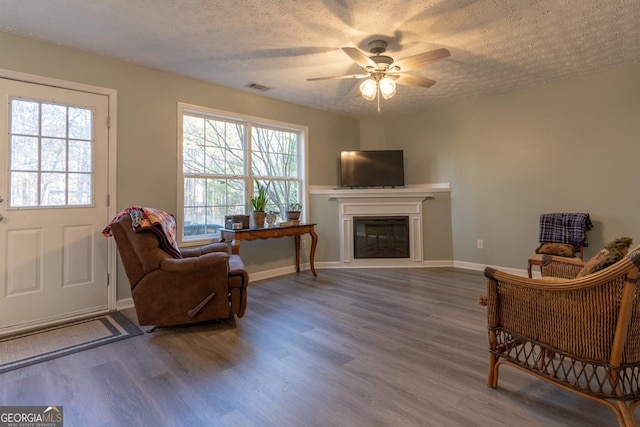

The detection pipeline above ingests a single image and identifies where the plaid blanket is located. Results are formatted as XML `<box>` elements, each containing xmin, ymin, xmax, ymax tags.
<box><xmin>102</xmin><ymin>206</ymin><xmax>182</xmax><ymax>259</ymax></box>
<box><xmin>538</xmin><ymin>213</ymin><xmax>593</xmax><ymax>247</ymax></box>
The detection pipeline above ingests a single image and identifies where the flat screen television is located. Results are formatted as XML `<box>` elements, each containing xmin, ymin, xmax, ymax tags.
<box><xmin>340</xmin><ymin>150</ymin><xmax>405</xmax><ymax>188</ymax></box>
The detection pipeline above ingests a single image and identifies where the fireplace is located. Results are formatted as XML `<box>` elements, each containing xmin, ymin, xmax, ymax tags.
<box><xmin>354</xmin><ymin>216</ymin><xmax>410</xmax><ymax>259</ymax></box>
<box><xmin>328</xmin><ymin>188</ymin><xmax>434</xmax><ymax>267</ymax></box>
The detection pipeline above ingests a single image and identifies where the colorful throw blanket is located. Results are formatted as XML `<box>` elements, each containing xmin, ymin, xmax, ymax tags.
<box><xmin>102</xmin><ymin>206</ymin><xmax>182</xmax><ymax>259</ymax></box>
<box><xmin>538</xmin><ymin>213</ymin><xmax>593</xmax><ymax>247</ymax></box>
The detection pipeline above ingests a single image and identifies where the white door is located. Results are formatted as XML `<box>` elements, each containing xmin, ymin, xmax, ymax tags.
<box><xmin>0</xmin><ymin>78</ymin><xmax>110</xmax><ymax>333</ymax></box>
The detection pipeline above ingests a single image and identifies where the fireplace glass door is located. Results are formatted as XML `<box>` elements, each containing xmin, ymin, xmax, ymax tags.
<box><xmin>353</xmin><ymin>216</ymin><xmax>410</xmax><ymax>259</ymax></box>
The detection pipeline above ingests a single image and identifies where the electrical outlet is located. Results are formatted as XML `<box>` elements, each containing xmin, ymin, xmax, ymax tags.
<box><xmin>301</xmin><ymin>239</ymin><xmax>307</xmax><ymax>249</ymax></box>
<box><xmin>477</xmin><ymin>239</ymin><xmax>484</xmax><ymax>249</ymax></box>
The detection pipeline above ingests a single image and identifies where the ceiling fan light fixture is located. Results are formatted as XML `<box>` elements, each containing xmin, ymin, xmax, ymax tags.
<box><xmin>379</xmin><ymin>77</ymin><xmax>397</xmax><ymax>99</ymax></box>
<box><xmin>308</xmin><ymin>41</ymin><xmax>451</xmax><ymax>112</ymax></box>
<box><xmin>360</xmin><ymin>78</ymin><xmax>377</xmax><ymax>101</ymax></box>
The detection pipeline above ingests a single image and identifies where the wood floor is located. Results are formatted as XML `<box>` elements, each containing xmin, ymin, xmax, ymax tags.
<box><xmin>0</xmin><ymin>267</ymin><xmax>626</xmax><ymax>426</ymax></box>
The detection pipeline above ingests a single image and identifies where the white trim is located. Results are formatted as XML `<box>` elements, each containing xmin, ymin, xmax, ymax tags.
<box><xmin>106</xmin><ymin>90</ymin><xmax>118</xmax><ymax>313</ymax></box>
<box><xmin>328</xmin><ymin>189</ymin><xmax>433</xmax><ymax>268</ymax></box>
<box><xmin>309</xmin><ymin>183</ymin><xmax>451</xmax><ymax>195</ymax></box>
<box><xmin>116</xmin><ymin>297</ymin><xmax>134</xmax><ymax>311</ymax></box>
<box><xmin>247</xmin><ymin>264</ymin><xmax>309</xmax><ymax>282</ymax></box>
<box><xmin>423</xmin><ymin>260</ymin><xmax>455</xmax><ymax>268</ymax></box>
<box><xmin>0</xmin><ymin>68</ymin><xmax>117</xmax><ymax>97</ymax></box>
<box><xmin>453</xmin><ymin>260</ymin><xmax>532</xmax><ymax>277</ymax></box>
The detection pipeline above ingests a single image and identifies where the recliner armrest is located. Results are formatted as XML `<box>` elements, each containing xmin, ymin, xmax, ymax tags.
<box><xmin>227</xmin><ymin>254</ymin><xmax>249</xmax><ymax>287</ymax></box>
<box><xmin>160</xmin><ymin>251</ymin><xmax>229</xmax><ymax>273</ymax></box>
<box><xmin>180</xmin><ymin>242</ymin><xmax>229</xmax><ymax>258</ymax></box>
<box><xmin>228</xmin><ymin>254</ymin><xmax>246</xmax><ymax>275</ymax></box>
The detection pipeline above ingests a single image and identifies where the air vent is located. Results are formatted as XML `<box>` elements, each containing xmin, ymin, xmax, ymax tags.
<box><xmin>244</xmin><ymin>82</ymin><xmax>271</xmax><ymax>92</ymax></box>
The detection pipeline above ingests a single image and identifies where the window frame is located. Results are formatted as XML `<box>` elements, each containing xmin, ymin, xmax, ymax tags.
<box><xmin>177</xmin><ymin>102</ymin><xmax>308</xmax><ymax>246</ymax></box>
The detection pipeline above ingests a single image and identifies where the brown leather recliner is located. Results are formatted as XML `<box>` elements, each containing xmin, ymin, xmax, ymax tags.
<box><xmin>110</xmin><ymin>216</ymin><xmax>248</xmax><ymax>327</ymax></box>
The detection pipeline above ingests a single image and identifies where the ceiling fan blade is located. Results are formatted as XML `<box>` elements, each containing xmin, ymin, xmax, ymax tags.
<box><xmin>394</xmin><ymin>74</ymin><xmax>437</xmax><ymax>88</ymax></box>
<box><xmin>393</xmin><ymin>48</ymin><xmax>451</xmax><ymax>71</ymax></box>
<box><xmin>307</xmin><ymin>73</ymin><xmax>369</xmax><ymax>81</ymax></box>
<box><xmin>341</xmin><ymin>47</ymin><xmax>377</xmax><ymax>68</ymax></box>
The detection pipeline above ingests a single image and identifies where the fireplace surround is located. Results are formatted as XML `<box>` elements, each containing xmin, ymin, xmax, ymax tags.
<box><xmin>328</xmin><ymin>188</ymin><xmax>435</xmax><ymax>268</ymax></box>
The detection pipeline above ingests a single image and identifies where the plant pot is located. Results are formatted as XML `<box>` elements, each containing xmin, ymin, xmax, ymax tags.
<box><xmin>285</xmin><ymin>211</ymin><xmax>301</xmax><ymax>222</ymax></box>
<box><xmin>251</xmin><ymin>211</ymin><xmax>267</xmax><ymax>228</ymax></box>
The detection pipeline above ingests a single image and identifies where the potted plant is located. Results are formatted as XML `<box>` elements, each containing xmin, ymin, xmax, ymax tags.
<box><xmin>250</xmin><ymin>180</ymin><xmax>270</xmax><ymax>227</ymax></box>
<box><xmin>285</xmin><ymin>202</ymin><xmax>302</xmax><ymax>222</ymax></box>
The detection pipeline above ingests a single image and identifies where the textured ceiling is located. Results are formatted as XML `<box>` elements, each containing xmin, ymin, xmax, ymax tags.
<box><xmin>1</xmin><ymin>0</ymin><xmax>639</xmax><ymax>118</ymax></box>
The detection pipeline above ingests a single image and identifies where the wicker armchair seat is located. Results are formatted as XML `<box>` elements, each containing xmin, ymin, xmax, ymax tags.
<box><xmin>485</xmin><ymin>252</ymin><xmax>640</xmax><ymax>426</ymax></box>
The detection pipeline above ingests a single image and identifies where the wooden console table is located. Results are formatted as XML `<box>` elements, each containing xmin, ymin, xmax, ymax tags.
<box><xmin>219</xmin><ymin>223</ymin><xmax>318</xmax><ymax>276</ymax></box>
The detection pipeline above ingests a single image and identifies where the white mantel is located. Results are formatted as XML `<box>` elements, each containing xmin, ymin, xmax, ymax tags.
<box><xmin>312</xmin><ymin>185</ymin><xmax>449</xmax><ymax>268</ymax></box>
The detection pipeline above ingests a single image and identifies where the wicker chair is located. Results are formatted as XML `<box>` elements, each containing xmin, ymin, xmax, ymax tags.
<box><xmin>485</xmin><ymin>251</ymin><xmax>640</xmax><ymax>426</ymax></box>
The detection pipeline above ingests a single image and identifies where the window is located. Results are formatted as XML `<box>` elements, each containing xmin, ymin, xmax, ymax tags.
<box><xmin>178</xmin><ymin>103</ymin><xmax>307</xmax><ymax>243</ymax></box>
<box><xmin>9</xmin><ymin>98</ymin><xmax>94</xmax><ymax>208</ymax></box>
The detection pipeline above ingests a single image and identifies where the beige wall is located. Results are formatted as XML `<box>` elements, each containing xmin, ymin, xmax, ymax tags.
<box><xmin>385</xmin><ymin>62</ymin><xmax>640</xmax><ymax>268</ymax></box>
<box><xmin>0</xmin><ymin>32</ymin><xmax>360</xmax><ymax>298</ymax></box>
<box><xmin>358</xmin><ymin>118</ymin><xmax>386</xmax><ymax>149</ymax></box>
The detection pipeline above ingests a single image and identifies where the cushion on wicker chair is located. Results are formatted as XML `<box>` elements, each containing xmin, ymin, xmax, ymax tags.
<box><xmin>535</xmin><ymin>242</ymin><xmax>577</xmax><ymax>257</ymax></box>
<box><xmin>536</xmin><ymin>243</ymin><xmax>577</xmax><ymax>257</ymax></box>
<box><xmin>576</xmin><ymin>236</ymin><xmax>633</xmax><ymax>277</ymax></box>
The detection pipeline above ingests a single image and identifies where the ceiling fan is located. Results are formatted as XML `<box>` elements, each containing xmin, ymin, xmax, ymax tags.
<box><xmin>307</xmin><ymin>40</ymin><xmax>450</xmax><ymax>111</ymax></box>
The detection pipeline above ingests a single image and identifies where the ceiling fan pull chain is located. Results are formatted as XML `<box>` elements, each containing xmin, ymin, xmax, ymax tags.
<box><xmin>377</xmin><ymin>84</ymin><xmax>381</xmax><ymax>113</ymax></box>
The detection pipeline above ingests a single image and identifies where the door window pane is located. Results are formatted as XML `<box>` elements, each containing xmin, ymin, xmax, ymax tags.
<box><xmin>69</xmin><ymin>140</ymin><xmax>92</xmax><ymax>172</ymax></box>
<box><xmin>69</xmin><ymin>107</ymin><xmax>92</xmax><ymax>140</ymax></box>
<box><xmin>41</xmin><ymin>138</ymin><xmax>66</xmax><ymax>171</ymax></box>
<box><xmin>11</xmin><ymin>100</ymin><xmax>39</xmax><ymax>135</ymax></box>
<box><xmin>41</xmin><ymin>104</ymin><xmax>67</xmax><ymax>138</ymax></box>
<box><xmin>68</xmin><ymin>173</ymin><xmax>92</xmax><ymax>205</ymax></box>
<box><xmin>41</xmin><ymin>172</ymin><xmax>67</xmax><ymax>206</ymax></box>
<box><xmin>11</xmin><ymin>136</ymin><xmax>39</xmax><ymax>170</ymax></box>
<box><xmin>10</xmin><ymin>172</ymin><xmax>38</xmax><ymax>206</ymax></box>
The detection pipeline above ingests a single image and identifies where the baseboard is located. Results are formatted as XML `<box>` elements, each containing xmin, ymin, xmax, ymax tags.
<box><xmin>249</xmin><ymin>264</ymin><xmax>311</xmax><ymax>282</ymax></box>
<box><xmin>316</xmin><ymin>261</ymin><xmax>342</xmax><ymax>269</ymax></box>
<box><xmin>116</xmin><ymin>297</ymin><xmax>134</xmax><ymax>310</ymax></box>
<box><xmin>454</xmin><ymin>260</ymin><xmax>533</xmax><ymax>277</ymax></box>
<box><xmin>423</xmin><ymin>260</ymin><xmax>455</xmax><ymax>268</ymax></box>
